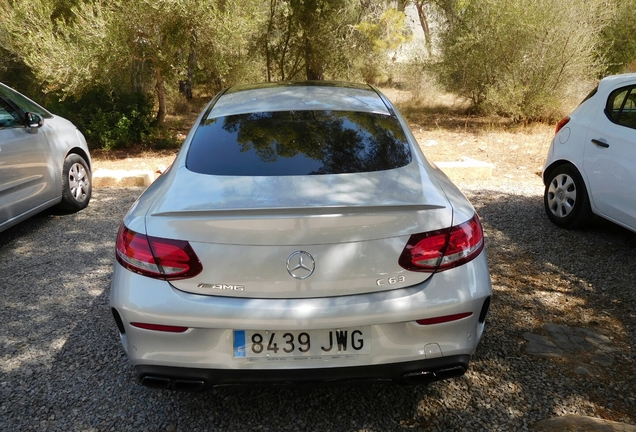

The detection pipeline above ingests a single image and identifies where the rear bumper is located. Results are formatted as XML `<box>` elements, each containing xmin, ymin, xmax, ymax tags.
<box><xmin>110</xmin><ymin>253</ymin><xmax>491</xmax><ymax>385</ymax></box>
<box><xmin>135</xmin><ymin>355</ymin><xmax>471</xmax><ymax>391</ymax></box>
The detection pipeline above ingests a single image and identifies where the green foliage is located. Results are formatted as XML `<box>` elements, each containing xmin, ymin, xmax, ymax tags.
<box><xmin>598</xmin><ymin>0</ymin><xmax>636</xmax><ymax>74</ymax></box>
<box><xmin>50</xmin><ymin>88</ymin><xmax>155</xmax><ymax>149</ymax></box>
<box><xmin>5</xmin><ymin>0</ymin><xmax>634</xmax><ymax>131</ymax></box>
<box><xmin>435</xmin><ymin>0</ymin><xmax>610</xmax><ymax>121</ymax></box>
<box><xmin>353</xmin><ymin>8</ymin><xmax>412</xmax><ymax>84</ymax></box>
<box><xmin>259</xmin><ymin>0</ymin><xmax>354</xmax><ymax>81</ymax></box>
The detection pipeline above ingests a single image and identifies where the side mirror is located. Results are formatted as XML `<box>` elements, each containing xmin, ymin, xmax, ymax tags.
<box><xmin>26</xmin><ymin>112</ymin><xmax>43</xmax><ymax>129</ymax></box>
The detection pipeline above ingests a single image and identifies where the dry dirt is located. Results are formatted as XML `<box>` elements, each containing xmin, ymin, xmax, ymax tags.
<box><xmin>91</xmin><ymin>90</ymin><xmax>556</xmax><ymax>182</ymax></box>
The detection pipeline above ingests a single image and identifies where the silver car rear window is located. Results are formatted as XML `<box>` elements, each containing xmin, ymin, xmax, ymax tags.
<box><xmin>186</xmin><ymin>110</ymin><xmax>412</xmax><ymax>176</ymax></box>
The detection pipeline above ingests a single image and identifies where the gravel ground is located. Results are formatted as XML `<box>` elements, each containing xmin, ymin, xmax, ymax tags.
<box><xmin>0</xmin><ymin>176</ymin><xmax>635</xmax><ymax>431</ymax></box>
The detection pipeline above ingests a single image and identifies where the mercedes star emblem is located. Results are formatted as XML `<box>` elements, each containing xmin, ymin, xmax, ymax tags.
<box><xmin>286</xmin><ymin>251</ymin><xmax>315</xmax><ymax>280</ymax></box>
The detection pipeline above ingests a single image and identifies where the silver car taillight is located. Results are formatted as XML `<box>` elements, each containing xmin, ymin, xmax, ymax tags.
<box><xmin>116</xmin><ymin>224</ymin><xmax>202</xmax><ymax>280</ymax></box>
<box><xmin>398</xmin><ymin>214</ymin><xmax>484</xmax><ymax>273</ymax></box>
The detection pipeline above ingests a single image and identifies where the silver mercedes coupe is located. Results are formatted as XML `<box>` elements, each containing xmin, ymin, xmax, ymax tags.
<box><xmin>110</xmin><ymin>81</ymin><xmax>492</xmax><ymax>391</ymax></box>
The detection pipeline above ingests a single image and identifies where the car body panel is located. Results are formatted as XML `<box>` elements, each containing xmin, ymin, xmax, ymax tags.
<box><xmin>582</xmin><ymin>96</ymin><xmax>636</xmax><ymax>228</ymax></box>
<box><xmin>543</xmin><ymin>73</ymin><xmax>636</xmax><ymax>232</ymax></box>
<box><xmin>111</xmin><ymin>251</ymin><xmax>490</xmax><ymax>369</ymax></box>
<box><xmin>0</xmin><ymin>124</ymin><xmax>56</xmax><ymax>222</ymax></box>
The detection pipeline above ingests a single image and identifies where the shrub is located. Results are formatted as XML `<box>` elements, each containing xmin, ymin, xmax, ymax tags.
<box><xmin>50</xmin><ymin>88</ymin><xmax>155</xmax><ymax>149</ymax></box>
<box><xmin>435</xmin><ymin>0</ymin><xmax>609</xmax><ymax>121</ymax></box>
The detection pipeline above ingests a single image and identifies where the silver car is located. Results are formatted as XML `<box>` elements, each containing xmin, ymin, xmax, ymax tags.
<box><xmin>0</xmin><ymin>82</ymin><xmax>92</xmax><ymax>232</ymax></box>
<box><xmin>110</xmin><ymin>82</ymin><xmax>492</xmax><ymax>391</ymax></box>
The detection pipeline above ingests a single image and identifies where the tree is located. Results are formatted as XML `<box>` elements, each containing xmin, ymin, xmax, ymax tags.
<box><xmin>397</xmin><ymin>0</ymin><xmax>434</xmax><ymax>57</ymax></box>
<box><xmin>259</xmin><ymin>0</ymin><xmax>410</xmax><ymax>83</ymax></box>
<box><xmin>353</xmin><ymin>8</ymin><xmax>412</xmax><ymax>83</ymax></box>
<box><xmin>260</xmin><ymin>0</ymin><xmax>357</xmax><ymax>81</ymax></box>
<box><xmin>0</xmin><ymin>0</ymin><xmax>261</xmax><ymax>124</ymax></box>
<box><xmin>435</xmin><ymin>0</ymin><xmax>611</xmax><ymax>120</ymax></box>
<box><xmin>598</xmin><ymin>0</ymin><xmax>636</xmax><ymax>74</ymax></box>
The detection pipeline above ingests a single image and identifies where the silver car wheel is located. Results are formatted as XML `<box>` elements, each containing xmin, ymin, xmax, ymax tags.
<box><xmin>57</xmin><ymin>153</ymin><xmax>91</xmax><ymax>213</ymax></box>
<box><xmin>69</xmin><ymin>162</ymin><xmax>90</xmax><ymax>203</ymax></box>
<box><xmin>547</xmin><ymin>173</ymin><xmax>576</xmax><ymax>218</ymax></box>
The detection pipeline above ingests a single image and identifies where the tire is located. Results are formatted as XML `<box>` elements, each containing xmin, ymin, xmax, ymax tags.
<box><xmin>544</xmin><ymin>164</ymin><xmax>591</xmax><ymax>229</ymax></box>
<box><xmin>57</xmin><ymin>154</ymin><xmax>92</xmax><ymax>213</ymax></box>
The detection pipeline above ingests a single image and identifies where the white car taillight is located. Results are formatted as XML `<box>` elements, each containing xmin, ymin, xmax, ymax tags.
<box><xmin>116</xmin><ymin>224</ymin><xmax>202</xmax><ymax>280</ymax></box>
<box><xmin>398</xmin><ymin>214</ymin><xmax>484</xmax><ymax>273</ymax></box>
<box><xmin>555</xmin><ymin>116</ymin><xmax>570</xmax><ymax>134</ymax></box>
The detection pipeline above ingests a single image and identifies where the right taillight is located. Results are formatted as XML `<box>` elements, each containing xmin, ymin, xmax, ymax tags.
<box><xmin>116</xmin><ymin>224</ymin><xmax>202</xmax><ymax>280</ymax></box>
<box><xmin>555</xmin><ymin>116</ymin><xmax>570</xmax><ymax>134</ymax></box>
<box><xmin>398</xmin><ymin>214</ymin><xmax>484</xmax><ymax>273</ymax></box>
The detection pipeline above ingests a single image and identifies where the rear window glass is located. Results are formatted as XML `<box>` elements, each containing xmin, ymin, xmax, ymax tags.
<box><xmin>605</xmin><ymin>86</ymin><xmax>636</xmax><ymax>129</ymax></box>
<box><xmin>186</xmin><ymin>110</ymin><xmax>412</xmax><ymax>176</ymax></box>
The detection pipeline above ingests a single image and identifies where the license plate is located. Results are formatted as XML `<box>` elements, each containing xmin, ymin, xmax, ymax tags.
<box><xmin>233</xmin><ymin>327</ymin><xmax>371</xmax><ymax>359</ymax></box>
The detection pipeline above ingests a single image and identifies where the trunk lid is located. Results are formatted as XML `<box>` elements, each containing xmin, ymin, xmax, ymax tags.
<box><xmin>145</xmin><ymin>163</ymin><xmax>452</xmax><ymax>298</ymax></box>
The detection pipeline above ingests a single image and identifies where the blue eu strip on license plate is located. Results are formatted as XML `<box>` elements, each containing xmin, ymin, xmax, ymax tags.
<box><xmin>234</xmin><ymin>330</ymin><xmax>246</xmax><ymax>358</ymax></box>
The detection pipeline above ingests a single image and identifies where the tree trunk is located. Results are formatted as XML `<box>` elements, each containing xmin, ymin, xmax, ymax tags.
<box><xmin>185</xmin><ymin>30</ymin><xmax>197</xmax><ymax>99</ymax></box>
<box><xmin>265</xmin><ymin>0</ymin><xmax>279</xmax><ymax>82</ymax></box>
<box><xmin>154</xmin><ymin>69</ymin><xmax>166</xmax><ymax>124</ymax></box>
<box><xmin>304</xmin><ymin>37</ymin><xmax>324</xmax><ymax>81</ymax></box>
<box><xmin>415</xmin><ymin>1</ymin><xmax>433</xmax><ymax>57</ymax></box>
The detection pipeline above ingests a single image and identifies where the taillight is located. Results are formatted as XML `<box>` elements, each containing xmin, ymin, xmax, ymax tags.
<box><xmin>398</xmin><ymin>214</ymin><xmax>484</xmax><ymax>273</ymax></box>
<box><xmin>116</xmin><ymin>224</ymin><xmax>202</xmax><ymax>280</ymax></box>
<box><xmin>555</xmin><ymin>116</ymin><xmax>570</xmax><ymax>134</ymax></box>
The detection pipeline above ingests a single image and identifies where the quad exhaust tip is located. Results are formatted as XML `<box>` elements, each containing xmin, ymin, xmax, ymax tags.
<box><xmin>402</xmin><ymin>365</ymin><xmax>466</xmax><ymax>385</ymax></box>
<box><xmin>141</xmin><ymin>376</ymin><xmax>206</xmax><ymax>392</ymax></box>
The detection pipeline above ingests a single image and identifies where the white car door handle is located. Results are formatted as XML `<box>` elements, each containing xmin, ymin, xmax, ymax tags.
<box><xmin>591</xmin><ymin>139</ymin><xmax>609</xmax><ymax>148</ymax></box>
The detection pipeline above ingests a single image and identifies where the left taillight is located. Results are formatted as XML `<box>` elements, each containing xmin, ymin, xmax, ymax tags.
<box><xmin>116</xmin><ymin>224</ymin><xmax>203</xmax><ymax>280</ymax></box>
<box><xmin>398</xmin><ymin>214</ymin><xmax>484</xmax><ymax>273</ymax></box>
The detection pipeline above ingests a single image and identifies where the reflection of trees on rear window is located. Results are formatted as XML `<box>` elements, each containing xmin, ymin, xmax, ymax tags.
<box><xmin>186</xmin><ymin>111</ymin><xmax>412</xmax><ymax>176</ymax></box>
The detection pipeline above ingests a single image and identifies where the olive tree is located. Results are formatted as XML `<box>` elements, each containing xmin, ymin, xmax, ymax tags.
<box><xmin>0</xmin><ymin>0</ymin><xmax>260</xmax><ymax>124</ymax></box>
<box><xmin>598</xmin><ymin>0</ymin><xmax>636</xmax><ymax>74</ymax></box>
<box><xmin>435</xmin><ymin>0</ymin><xmax>611</xmax><ymax>120</ymax></box>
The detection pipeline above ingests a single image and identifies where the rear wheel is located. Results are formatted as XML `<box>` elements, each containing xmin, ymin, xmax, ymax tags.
<box><xmin>544</xmin><ymin>164</ymin><xmax>591</xmax><ymax>229</ymax></box>
<box><xmin>57</xmin><ymin>154</ymin><xmax>91</xmax><ymax>213</ymax></box>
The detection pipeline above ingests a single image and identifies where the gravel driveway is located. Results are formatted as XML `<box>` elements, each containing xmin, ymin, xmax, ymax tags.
<box><xmin>1</xmin><ymin>178</ymin><xmax>634</xmax><ymax>431</ymax></box>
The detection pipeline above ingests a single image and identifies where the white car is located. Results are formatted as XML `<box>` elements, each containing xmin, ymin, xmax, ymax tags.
<box><xmin>110</xmin><ymin>82</ymin><xmax>492</xmax><ymax>391</ymax></box>
<box><xmin>543</xmin><ymin>73</ymin><xmax>636</xmax><ymax>231</ymax></box>
<box><xmin>0</xmin><ymin>82</ymin><xmax>92</xmax><ymax>232</ymax></box>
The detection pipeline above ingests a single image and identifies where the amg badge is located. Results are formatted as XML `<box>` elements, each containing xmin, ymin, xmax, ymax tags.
<box><xmin>197</xmin><ymin>283</ymin><xmax>245</xmax><ymax>291</ymax></box>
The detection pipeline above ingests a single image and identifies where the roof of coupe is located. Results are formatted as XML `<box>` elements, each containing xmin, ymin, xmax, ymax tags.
<box><xmin>208</xmin><ymin>81</ymin><xmax>392</xmax><ymax>118</ymax></box>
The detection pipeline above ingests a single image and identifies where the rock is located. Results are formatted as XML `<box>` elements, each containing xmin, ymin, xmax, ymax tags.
<box><xmin>532</xmin><ymin>415</ymin><xmax>636</xmax><ymax>431</ymax></box>
<box><xmin>523</xmin><ymin>332</ymin><xmax>563</xmax><ymax>357</ymax></box>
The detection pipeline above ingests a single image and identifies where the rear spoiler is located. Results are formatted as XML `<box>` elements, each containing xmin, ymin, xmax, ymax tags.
<box><xmin>151</xmin><ymin>204</ymin><xmax>445</xmax><ymax>218</ymax></box>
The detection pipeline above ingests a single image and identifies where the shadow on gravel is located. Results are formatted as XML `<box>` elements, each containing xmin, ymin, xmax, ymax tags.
<box><xmin>1</xmin><ymin>187</ymin><xmax>635</xmax><ymax>431</ymax></box>
<box><xmin>472</xmin><ymin>189</ymin><xmax>635</xmax><ymax>423</ymax></box>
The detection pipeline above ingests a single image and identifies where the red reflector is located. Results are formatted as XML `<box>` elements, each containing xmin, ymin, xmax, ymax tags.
<box><xmin>398</xmin><ymin>214</ymin><xmax>484</xmax><ymax>273</ymax></box>
<box><xmin>115</xmin><ymin>224</ymin><xmax>202</xmax><ymax>280</ymax></box>
<box><xmin>416</xmin><ymin>312</ymin><xmax>473</xmax><ymax>325</ymax></box>
<box><xmin>130</xmin><ymin>322</ymin><xmax>189</xmax><ymax>333</ymax></box>
<box><xmin>555</xmin><ymin>116</ymin><xmax>570</xmax><ymax>134</ymax></box>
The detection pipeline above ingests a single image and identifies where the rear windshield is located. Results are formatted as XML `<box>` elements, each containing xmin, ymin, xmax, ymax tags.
<box><xmin>186</xmin><ymin>110</ymin><xmax>412</xmax><ymax>176</ymax></box>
